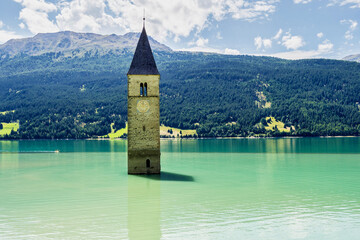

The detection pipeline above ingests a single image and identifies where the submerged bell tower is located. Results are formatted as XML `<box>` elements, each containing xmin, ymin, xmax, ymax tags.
<box><xmin>127</xmin><ymin>20</ymin><xmax>160</xmax><ymax>174</ymax></box>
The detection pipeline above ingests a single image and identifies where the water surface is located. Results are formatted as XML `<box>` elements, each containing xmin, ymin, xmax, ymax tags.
<box><xmin>0</xmin><ymin>138</ymin><xmax>359</xmax><ymax>239</ymax></box>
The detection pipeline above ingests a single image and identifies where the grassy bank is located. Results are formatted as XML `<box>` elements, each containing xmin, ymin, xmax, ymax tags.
<box><xmin>0</xmin><ymin>122</ymin><xmax>19</xmax><ymax>136</ymax></box>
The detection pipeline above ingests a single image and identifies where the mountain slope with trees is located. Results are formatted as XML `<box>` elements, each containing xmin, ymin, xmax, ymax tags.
<box><xmin>1</xmin><ymin>32</ymin><xmax>360</xmax><ymax>138</ymax></box>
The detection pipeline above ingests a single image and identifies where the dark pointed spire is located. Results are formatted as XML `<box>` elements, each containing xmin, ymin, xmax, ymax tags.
<box><xmin>127</xmin><ymin>25</ymin><xmax>159</xmax><ymax>75</ymax></box>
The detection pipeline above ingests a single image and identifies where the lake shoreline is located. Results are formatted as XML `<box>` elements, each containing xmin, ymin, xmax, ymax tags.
<box><xmin>1</xmin><ymin>135</ymin><xmax>360</xmax><ymax>141</ymax></box>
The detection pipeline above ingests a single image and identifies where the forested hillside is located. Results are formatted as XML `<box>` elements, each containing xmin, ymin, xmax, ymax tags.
<box><xmin>1</xmin><ymin>32</ymin><xmax>360</xmax><ymax>138</ymax></box>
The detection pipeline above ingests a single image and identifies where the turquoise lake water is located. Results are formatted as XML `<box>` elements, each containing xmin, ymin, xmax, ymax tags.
<box><xmin>0</xmin><ymin>138</ymin><xmax>359</xmax><ymax>239</ymax></box>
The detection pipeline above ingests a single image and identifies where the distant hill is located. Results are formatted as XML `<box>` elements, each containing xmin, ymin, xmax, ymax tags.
<box><xmin>1</xmin><ymin>32</ymin><xmax>360</xmax><ymax>139</ymax></box>
<box><xmin>343</xmin><ymin>54</ymin><xmax>360</xmax><ymax>63</ymax></box>
<box><xmin>0</xmin><ymin>31</ymin><xmax>171</xmax><ymax>57</ymax></box>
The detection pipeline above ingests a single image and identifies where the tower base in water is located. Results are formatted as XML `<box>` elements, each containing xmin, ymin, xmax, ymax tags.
<box><xmin>128</xmin><ymin>150</ymin><xmax>160</xmax><ymax>174</ymax></box>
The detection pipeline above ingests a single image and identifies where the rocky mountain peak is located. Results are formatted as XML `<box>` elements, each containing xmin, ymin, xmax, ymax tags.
<box><xmin>342</xmin><ymin>54</ymin><xmax>360</xmax><ymax>63</ymax></box>
<box><xmin>0</xmin><ymin>31</ymin><xmax>172</xmax><ymax>57</ymax></box>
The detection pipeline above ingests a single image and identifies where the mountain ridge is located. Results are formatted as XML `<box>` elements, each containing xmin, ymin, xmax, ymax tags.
<box><xmin>0</xmin><ymin>31</ymin><xmax>172</xmax><ymax>57</ymax></box>
<box><xmin>343</xmin><ymin>54</ymin><xmax>360</xmax><ymax>63</ymax></box>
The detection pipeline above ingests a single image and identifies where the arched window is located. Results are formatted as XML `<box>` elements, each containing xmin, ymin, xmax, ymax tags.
<box><xmin>146</xmin><ymin>159</ymin><xmax>150</xmax><ymax>168</ymax></box>
<box><xmin>140</xmin><ymin>83</ymin><xmax>144</xmax><ymax>96</ymax></box>
<box><xmin>144</xmin><ymin>83</ymin><xmax>148</xmax><ymax>96</ymax></box>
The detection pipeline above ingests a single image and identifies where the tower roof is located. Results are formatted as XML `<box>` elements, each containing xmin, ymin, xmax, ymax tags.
<box><xmin>127</xmin><ymin>27</ymin><xmax>159</xmax><ymax>75</ymax></box>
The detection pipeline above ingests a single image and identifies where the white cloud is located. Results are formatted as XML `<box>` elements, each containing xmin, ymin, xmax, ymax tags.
<box><xmin>345</xmin><ymin>30</ymin><xmax>353</xmax><ymax>40</ymax></box>
<box><xmin>254</xmin><ymin>36</ymin><xmax>263</xmax><ymax>49</ymax></box>
<box><xmin>273</xmin><ymin>28</ymin><xmax>283</xmax><ymax>40</ymax></box>
<box><xmin>328</xmin><ymin>0</ymin><xmax>360</xmax><ymax>8</ymax></box>
<box><xmin>224</xmin><ymin>48</ymin><xmax>240</xmax><ymax>55</ymax></box>
<box><xmin>254</xmin><ymin>36</ymin><xmax>272</xmax><ymax>49</ymax></box>
<box><xmin>340</xmin><ymin>19</ymin><xmax>358</xmax><ymax>30</ymax></box>
<box><xmin>14</xmin><ymin>0</ymin><xmax>59</xmax><ymax>34</ymax></box>
<box><xmin>0</xmin><ymin>20</ymin><xmax>26</xmax><ymax>43</ymax></box>
<box><xmin>176</xmin><ymin>46</ymin><xmax>223</xmax><ymax>54</ymax></box>
<box><xmin>0</xmin><ymin>30</ymin><xmax>24</xmax><ymax>44</ymax></box>
<box><xmin>12</xmin><ymin>0</ymin><xmax>280</xmax><ymax>42</ymax></box>
<box><xmin>195</xmin><ymin>37</ymin><xmax>209</xmax><ymax>47</ymax></box>
<box><xmin>188</xmin><ymin>37</ymin><xmax>209</xmax><ymax>48</ymax></box>
<box><xmin>216</xmin><ymin>32</ymin><xmax>223</xmax><ymax>40</ymax></box>
<box><xmin>254</xmin><ymin>28</ymin><xmax>286</xmax><ymax>50</ymax></box>
<box><xmin>350</xmin><ymin>21</ymin><xmax>358</xmax><ymax>30</ymax></box>
<box><xmin>268</xmin><ymin>39</ymin><xmax>333</xmax><ymax>59</ymax></box>
<box><xmin>227</xmin><ymin>0</ymin><xmax>280</xmax><ymax>21</ymax></box>
<box><xmin>270</xmin><ymin>50</ymin><xmax>319</xmax><ymax>59</ymax></box>
<box><xmin>341</xmin><ymin>19</ymin><xmax>358</xmax><ymax>40</ymax></box>
<box><xmin>19</xmin><ymin>23</ymin><xmax>25</xmax><ymax>29</ymax></box>
<box><xmin>282</xmin><ymin>32</ymin><xmax>305</xmax><ymax>50</ymax></box>
<box><xmin>177</xmin><ymin>46</ymin><xmax>240</xmax><ymax>55</ymax></box>
<box><xmin>256</xmin><ymin>29</ymin><xmax>306</xmax><ymax>52</ymax></box>
<box><xmin>263</xmin><ymin>38</ymin><xmax>272</xmax><ymax>48</ymax></box>
<box><xmin>317</xmin><ymin>32</ymin><xmax>324</xmax><ymax>38</ymax></box>
<box><xmin>105</xmin><ymin>0</ymin><xmax>280</xmax><ymax>40</ymax></box>
<box><xmin>293</xmin><ymin>0</ymin><xmax>312</xmax><ymax>4</ymax></box>
<box><xmin>20</xmin><ymin>8</ymin><xmax>59</xmax><ymax>33</ymax></box>
<box><xmin>13</xmin><ymin>0</ymin><xmax>57</xmax><ymax>12</ymax></box>
<box><xmin>318</xmin><ymin>39</ymin><xmax>334</xmax><ymax>52</ymax></box>
<box><xmin>56</xmin><ymin>0</ymin><xmax>113</xmax><ymax>34</ymax></box>
<box><xmin>105</xmin><ymin>0</ymin><xmax>223</xmax><ymax>40</ymax></box>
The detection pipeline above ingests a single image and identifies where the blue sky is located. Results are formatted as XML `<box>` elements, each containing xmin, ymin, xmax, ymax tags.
<box><xmin>0</xmin><ymin>0</ymin><xmax>359</xmax><ymax>59</ymax></box>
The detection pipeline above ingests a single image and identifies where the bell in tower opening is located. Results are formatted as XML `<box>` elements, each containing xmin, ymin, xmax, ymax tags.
<box><xmin>127</xmin><ymin>22</ymin><xmax>161</xmax><ymax>174</ymax></box>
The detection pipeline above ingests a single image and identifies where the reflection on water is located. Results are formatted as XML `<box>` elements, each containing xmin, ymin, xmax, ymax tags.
<box><xmin>1</xmin><ymin>137</ymin><xmax>360</xmax><ymax>153</ymax></box>
<box><xmin>161</xmin><ymin>137</ymin><xmax>360</xmax><ymax>153</ymax></box>
<box><xmin>0</xmin><ymin>138</ymin><xmax>359</xmax><ymax>239</ymax></box>
<box><xmin>0</xmin><ymin>141</ymin><xmax>19</xmax><ymax>169</ymax></box>
<box><xmin>0</xmin><ymin>140</ymin><xmax>127</xmax><ymax>153</ymax></box>
<box><xmin>128</xmin><ymin>176</ymin><xmax>161</xmax><ymax>240</ymax></box>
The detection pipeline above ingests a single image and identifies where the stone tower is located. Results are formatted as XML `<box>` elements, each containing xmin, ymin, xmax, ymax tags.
<box><xmin>127</xmin><ymin>24</ymin><xmax>160</xmax><ymax>174</ymax></box>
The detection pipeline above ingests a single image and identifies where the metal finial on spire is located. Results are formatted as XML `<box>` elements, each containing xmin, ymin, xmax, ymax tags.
<box><xmin>143</xmin><ymin>9</ymin><xmax>145</xmax><ymax>28</ymax></box>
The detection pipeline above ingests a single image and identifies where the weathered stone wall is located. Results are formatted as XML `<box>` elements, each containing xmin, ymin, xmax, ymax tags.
<box><xmin>127</xmin><ymin>74</ymin><xmax>160</xmax><ymax>174</ymax></box>
<box><xmin>128</xmin><ymin>97</ymin><xmax>160</xmax><ymax>150</ymax></box>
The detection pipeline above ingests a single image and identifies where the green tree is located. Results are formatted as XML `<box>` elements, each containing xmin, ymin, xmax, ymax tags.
<box><xmin>260</xmin><ymin>118</ymin><xmax>268</xmax><ymax>126</ymax></box>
